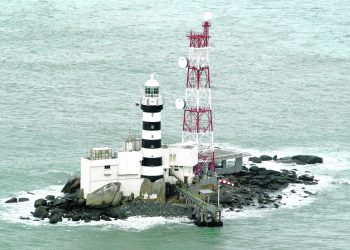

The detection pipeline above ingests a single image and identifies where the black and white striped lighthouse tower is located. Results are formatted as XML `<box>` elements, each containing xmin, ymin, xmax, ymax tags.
<box><xmin>140</xmin><ymin>75</ymin><xmax>164</xmax><ymax>182</ymax></box>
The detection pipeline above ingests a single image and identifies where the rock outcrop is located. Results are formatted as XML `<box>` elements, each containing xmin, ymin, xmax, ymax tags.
<box><xmin>5</xmin><ymin>198</ymin><xmax>17</xmax><ymax>203</ymax></box>
<box><xmin>140</xmin><ymin>178</ymin><xmax>165</xmax><ymax>202</ymax></box>
<box><xmin>61</xmin><ymin>177</ymin><xmax>80</xmax><ymax>194</ymax></box>
<box><xmin>86</xmin><ymin>182</ymin><xmax>121</xmax><ymax>208</ymax></box>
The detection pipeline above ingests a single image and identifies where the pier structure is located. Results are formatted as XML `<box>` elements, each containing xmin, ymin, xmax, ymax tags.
<box><xmin>176</xmin><ymin>185</ymin><xmax>223</xmax><ymax>227</ymax></box>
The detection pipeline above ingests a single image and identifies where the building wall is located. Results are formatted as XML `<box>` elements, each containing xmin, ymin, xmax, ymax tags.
<box><xmin>80</xmin><ymin>151</ymin><xmax>144</xmax><ymax>198</ymax></box>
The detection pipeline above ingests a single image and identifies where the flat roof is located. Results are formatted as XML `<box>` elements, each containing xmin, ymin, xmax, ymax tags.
<box><xmin>215</xmin><ymin>147</ymin><xmax>251</xmax><ymax>161</ymax></box>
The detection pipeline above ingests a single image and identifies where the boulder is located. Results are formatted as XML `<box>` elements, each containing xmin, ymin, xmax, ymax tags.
<box><xmin>292</xmin><ymin>155</ymin><xmax>323</xmax><ymax>164</ymax></box>
<box><xmin>50</xmin><ymin>207</ymin><xmax>66</xmax><ymax>216</ymax></box>
<box><xmin>61</xmin><ymin>177</ymin><xmax>80</xmax><ymax>194</ymax></box>
<box><xmin>152</xmin><ymin>179</ymin><xmax>166</xmax><ymax>202</ymax></box>
<box><xmin>52</xmin><ymin>198</ymin><xmax>69</xmax><ymax>209</ymax></box>
<box><xmin>111</xmin><ymin>191</ymin><xmax>123</xmax><ymax>207</ymax></box>
<box><xmin>34</xmin><ymin>198</ymin><xmax>47</xmax><ymax>208</ymax></box>
<box><xmin>18</xmin><ymin>198</ymin><xmax>29</xmax><ymax>202</ymax></box>
<box><xmin>298</xmin><ymin>174</ymin><xmax>314</xmax><ymax>182</ymax></box>
<box><xmin>140</xmin><ymin>178</ymin><xmax>165</xmax><ymax>202</ymax></box>
<box><xmin>49</xmin><ymin>214</ymin><xmax>62</xmax><ymax>224</ymax></box>
<box><xmin>86</xmin><ymin>182</ymin><xmax>121</xmax><ymax>208</ymax></box>
<box><xmin>33</xmin><ymin>205</ymin><xmax>49</xmax><ymax>219</ymax></box>
<box><xmin>272</xmin><ymin>155</ymin><xmax>278</xmax><ymax>160</ymax></box>
<box><xmin>100</xmin><ymin>215</ymin><xmax>112</xmax><ymax>221</ymax></box>
<box><xmin>5</xmin><ymin>197</ymin><xmax>17</xmax><ymax>203</ymax></box>
<box><xmin>249</xmin><ymin>165</ymin><xmax>260</xmax><ymax>173</ymax></box>
<box><xmin>71</xmin><ymin>214</ymin><xmax>81</xmax><ymax>221</ymax></box>
<box><xmin>260</xmin><ymin>155</ymin><xmax>272</xmax><ymax>161</ymax></box>
<box><xmin>248</xmin><ymin>157</ymin><xmax>262</xmax><ymax>164</ymax></box>
<box><xmin>140</xmin><ymin>179</ymin><xmax>152</xmax><ymax>199</ymax></box>
<box><xmin>45</xmin><ymin>195</ymin><xmax>55</xmax><ymax>201</ymax></box>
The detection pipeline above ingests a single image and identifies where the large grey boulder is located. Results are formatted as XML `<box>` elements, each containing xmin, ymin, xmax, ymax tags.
<box><xmin>140</xmin><ymin>178</ymin><xmax>165</xmax><ymax>202</ymax></box>
<box><xmin>111</xmin><ymin>191</ymin><xmax>123</xmax><ymax>207</ymax></box>
<box><xmin>152</xmin><ymin>179</ymin><xmax>166</xmax><ymax>202</ymax></box>
<box><xmin>140</xmin><ymin>179</ymin><xmax>152</xmax><ymax>198</ymax></box>
<box><xmin>86</xmin><ymin>182</ymin><xmax>121</xmax><ymax>208</ymax></box>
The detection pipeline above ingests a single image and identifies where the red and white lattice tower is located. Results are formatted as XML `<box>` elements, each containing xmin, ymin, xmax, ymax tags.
<box><xmin>177</xmin><ymin>13</ymin><xmax>215</xmax><ymax>176</ymax></box>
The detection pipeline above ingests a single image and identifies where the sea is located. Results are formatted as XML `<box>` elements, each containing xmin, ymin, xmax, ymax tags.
<box><xmin>0</xmin><ymin>0</ymin><xmax>349</xmax><ymax>249</ymax></box>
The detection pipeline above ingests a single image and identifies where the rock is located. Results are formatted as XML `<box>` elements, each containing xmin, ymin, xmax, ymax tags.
<box><xmin>140</xmin><ymin>179</ymin><xmax>152</xmax><ymax>199</ymax></box>
<box><xmin>272</xmin><ymin>155</ymin><xmax>278</xmax><ymax>160</ymax></box>
<box><xmin>5</xmin><ymin>197</ymin><xmax>17</xmax><ymax>203</ymax></box>
<box><xmin>84</xmin><ymin>218</ymin><xmax>91</xmax><ymax>223</ymax></box>
<box><xmin>274</xmin><ymin>203</ymin><xmax>280</xmax><ymax>208</ymax></box>
<box><xmin>249</xmin><ymin>165</ymin><xmax>260</xmax><ymax>173</ymax></box>
<box><xmin>86</xmin><ymin>182</ymin><xmax>121</xmax><ymax>208</ymax></box>
<box><xmin>277</xmin><ymin>157</ymin><xmax>294</xmax><ymax>164</ymax></box>
<box><xmin>111</xmin><ymin>191</ymin><xmax>123</xmax><ymax>207</ymax></box>
<box><xmin>292</xmin><ymin>155</ymin><xmax>323</xmax><ymax>165</ymax></box>
<box><xmin>52</xmin><ymin>199</ymin><xmax>69</xmax><ymax>209</ymax></box>
<box><xmin>100</xmin><ymin>215</ymin><xmax>112</xmax><ymax>221</ymax></box>
<box><xmin>61</xmin><ymin>177</ymin><xmax>80</xmax><ymax>194</ymax></box>
<box><xmin>18</xmin><ymin>198</ymin><xmax>29</xmax><ymax>202</ymax></box>
<box><xmin>49</xmin><ymin>214</ymin><xmax>62</xmax><ymax>224</ymax></box>
<box><xmin>260</xmin><ymin>155</ymin><xmax>272</xmax><ymax>161</ymax></box>
<box><xmin>298</xmin><ymin>174</ymin><xmax>314</xmax><ymax>182</ymax></box>
<box><xmin>20</xmin><ymin>216</ymin><xmax>30</xmax><ymax>220</ymax></box>
<box><xmin>248</xmin><ymin>157</ymin><xmax>262</xmax><ymax>164</ymax></box>
<box><xmin>291</xmin><ymin>189</ymin><xmax>296</xmax><ymax>193</ymax></box>
<box><xmin>33</xmin><ymin>205</ymin><xmax>49</xmax><ymax>219</ymax></box>
<box><xmin>63</xmin><ymin>192</ymin><xmax>79</xmax><ymax>201</ymax></box>
<box><xmin>45</xmin><ymin>195</ymin><xmax>55</xmax><ymax>201</ymax></box>
<box><xmin>269</xmin><ymin>183</ymin><xmax>282</xmax><ymax>190</ymax></box>
<box><xmin>50</xmin><ymin>207</ymin><xmax>66</xmax><ymax>216</ymax></box>
<box><xmin>34</xmin><ymin>199</ymin><xmax>47</xmax><ymax>208</ymax></box>
<box><xmin>152</xmin><ymin>179</ymin><xmax>166</xmax><ymax>202</ymax></box>
<box><xmin>140</xmin><ymin>178</ymin><xmax>166</xmax><ymax>202</ymax></box>
<box><xmin>71</xmin><ymin>214</ymin><xmax>81</xmax><ymax>221</ymax></box>
<box><xmin>304</xmin><ymin>191</ymin><xmax>314</xmax><ymax>195</ymax></box>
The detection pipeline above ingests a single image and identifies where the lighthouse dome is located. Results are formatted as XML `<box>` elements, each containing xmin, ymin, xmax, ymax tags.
<box><xmin>145</xmin><ymin>74</ymin><xmax>159</xmax><ymax>87</ymax></box>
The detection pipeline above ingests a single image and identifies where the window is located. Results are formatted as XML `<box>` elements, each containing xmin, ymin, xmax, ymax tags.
<box><xmin>151</xmin><ymin>125</ymin><xmax>154</xmax><ymax>129</ymax></box>
<box><xmin>145</xmin><ymin>87</ymin><xmax>159</xmax><ymax>97</ymax></box>
<box><xmin>104</xmin><ymin>165</ymin><xmax>110</xmax><ymax>170</ymax></box>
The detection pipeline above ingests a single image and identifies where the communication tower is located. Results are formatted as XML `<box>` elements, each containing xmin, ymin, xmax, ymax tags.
<box><xmin>177</xmin><ymin>13</ymin><xmax>215</xmax><ymax>176</ymax></box>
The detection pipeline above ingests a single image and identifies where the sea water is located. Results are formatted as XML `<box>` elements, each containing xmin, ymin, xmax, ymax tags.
<box><xmin>0</xmin><ymin>0</ymin><xmax>349</xmax><ymax>249</ymax></box>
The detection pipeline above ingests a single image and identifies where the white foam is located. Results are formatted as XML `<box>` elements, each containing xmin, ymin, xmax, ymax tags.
<box><xmin>0</xmin><ymin>185</ymin><xmax>191</xmax><ymax>231</ymax></box>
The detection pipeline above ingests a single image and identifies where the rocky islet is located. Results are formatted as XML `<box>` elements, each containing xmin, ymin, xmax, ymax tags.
<box><xmin>4</xmin><ymin>154</ymin><xmax>322</xmax><ymax>224</ymax></box>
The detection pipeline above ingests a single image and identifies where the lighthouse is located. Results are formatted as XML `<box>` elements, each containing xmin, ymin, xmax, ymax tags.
<box><xmin>140</xmin><ymin>75</ymin><xmax>164</xmax><ymax>182</ymax></box>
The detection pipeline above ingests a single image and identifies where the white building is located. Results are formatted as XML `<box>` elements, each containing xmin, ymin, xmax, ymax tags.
<box><xmin>80</xmin><ymin>75</ymin><xmax>248</xmax><ymax>199</ymax></box>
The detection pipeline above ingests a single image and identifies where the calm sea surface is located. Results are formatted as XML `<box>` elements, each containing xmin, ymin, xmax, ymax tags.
<box><xmin>1</xmin><ymin>0</ymin><xmax>349</xmax><ymax>249</ymax></box>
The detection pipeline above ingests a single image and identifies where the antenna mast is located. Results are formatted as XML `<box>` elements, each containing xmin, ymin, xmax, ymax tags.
<box><xmin>179</xmin><ymin>13</ymin><xmax>215</xmax><ymax>176</ymax></box>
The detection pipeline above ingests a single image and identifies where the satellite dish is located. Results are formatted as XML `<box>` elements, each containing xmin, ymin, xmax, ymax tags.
<box><xmin>178</xmin><ymin>56</ymin><xmax>188</xmax><ymax>69</ymax></box>
<box><xmin>175</xmin><ymin>98</ymin><xmax>186</xmax><ymax>110</ymax></box>
<box><xmin>204</xmin><ymin>12</ymin><xmax>212</xmax><ymax>22</ymax></box>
